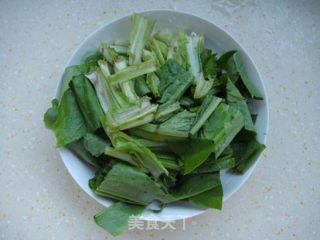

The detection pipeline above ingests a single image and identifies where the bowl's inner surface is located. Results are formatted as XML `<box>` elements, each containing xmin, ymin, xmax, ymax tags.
<box><xmin>58</xmin><ymin>10</ymin><xmax>268</xmax><ymax>221</ymax></box>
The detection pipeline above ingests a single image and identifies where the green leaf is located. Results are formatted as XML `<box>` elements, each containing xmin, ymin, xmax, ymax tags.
<box><xmin>67</xmin><ymin>139</ymin><xmax>99</xmax><ymax>167</ymax></box>
<box><xmin>94</xmin><ymin>163</ymin><xmax>170</xmax><ymax>204</ymax></box>
<box><xmin>83</xmin><ymin>133</ymin><xmax>109</xmax><ymax>157</ymax></box>
<box><xmin>134</xmin><ymin>76</ymin><xmax>151</xmax><ymax>96</ymax></box>
<box><xmin>146</xmin><ymin>73</ymin><xmax>160</xmax><ymax>98</ymax></box>
<box><xmin>155</xmin><ymin>102</ymin><xmax>181</xmax><ymax>123</ymax></box>
<box><xmin>94</xmin><ymin>202</ymin><xmax>145</xmax><ymax>236</ymax></box>
<box><xmin>158</xmin><ymin>60</ymin><xmax>194</xmax><ymax>104</ymax></box>
<box><xmin>70</xmin><ymin>75</ymin><xmax>104</xmax><ymax>132</ymax></box>
<box><xmin>45</xmin><ymin>89</ymin><xmax>87</xmax><ymax>147</ymax></box>
<box><xmin>189</xmin><ymin>184</ymin><xmax>223</xmax><ymax>210</ymax></box>
<box><xmin>111</xmin><ymin>132</ymin><xmax>168</xmax><ymax>179</ymax></box>
<box><xmin>200</xmin><ymin>103</ymin><xmax>244</xmax><ymax>157</ymax></box>
<box><xmin>192</xmin><ymin>148</ymin><xmax>235</xmax><ymax>174</ymax></box>
<box><xmin>218</xmin><ymin>51</ymin><xmax>263</xmax><ymax>99</ymax></box>
<box><xmin>169</xmin><ymin>173</ymin><xmax>220</xmax><ymax>201</ymax></box>
<box><xmin>44</xmin><ymin>99</ymin><xmax>59</xmax><ymax>129</ymax></box>
<box><xmin>201</xmin><ymin>49</ymin><xmax>217</xmax><ymax>80</ymax></box>
<box><xmin>179</xmin><ymin>97</ymin><xmax>195</xmax><ymax>108</ymax></box>
<box><xmin>232</xmin><ymin>138</ymin><xmax>265</xmax><ymax>174</ymax></box>
<box><xmin>190</xmin><ymin>95</ymin><xmax>222</xmax><ymax>135</ymax></box>
<box><xmin>226</xmin><ymin>78</ymin><xmax>256</xmax><ymax>135</ymax></box>
<box><xmin>60</xmin><ymin>64</ymin><xmax>90</xmax><ymax>95</ymax></box>
<box><xmin>161</xmin><ymin>110</ymin><xmax>196</xmax><ymax>133</ymax></box>
<box><xmin>169</xmin><ymin>139</ymin><xmax>215</xmax><ymax>175</ymax></box>
<box><xmin>155</xmin><ymin>152</ymin><xmax>181</xmax><ymax>171</ymax></box>
<box><xmin>83</xmin><ymin>50</ymin><xmax>102</xmax><ymax>67</ymax></box>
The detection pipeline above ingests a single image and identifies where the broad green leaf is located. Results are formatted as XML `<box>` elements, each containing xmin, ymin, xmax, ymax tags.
<box><xmin>83</xmin><ymin>133</ymin><xmax>109</xmax><ymax>157</ymax></box>
<box><xmin>161</xmin><ymin>110</ymin><xmax>196</xmax><ymax>133</ymax></box>
<box><xmin>45</xmin><ymin>89</ymin><xmax>87</xmax><ymax>147</ymax></box>
<box><xmin>189</xmin><ymin>185</ymin><xmax>223</xmax><ymax>210</ymax></box>
<box><xmin>232</xmin><ymin>138</ymin><xmax>265</xmax><ymax>174</ymax></box>
<box><xmin>94</xmin><ymin>163</ymin><xmax>170</xmax><ymax>204</ymax></box>
<box><xmin>169</xmin><ymin>173</ymin><xmax>220</xmax><ymax>201</ymax></box>
<box><xmin>218</xmin><ymin>51</ymin><xmax>263</xmax><ymax>99</ymax></box>
<box><xmin>67</xmin><ymin>139</ymin><xmax>99</xmax><ymax>167</ymax></box>
<box><xmin>200</xmin><ymin>103</ymin><xmax>244</xmax><ymax>157</ymax></box>
<box><xmin>169</xmin><ymin>139</ymin><xmax>215</xmax><ymax>175</ymax></box>
<box><xmin>192</xmin><ymin>147</ymin><xmax>235</xmax><ymax>174</ymax></box>
<box><xmin>94</xmin><ymin>202</ymin><xmax>145</xmax><ymax>236</ymax></box>
<box><xmin>226</xmin><ymin>78</ymin><xmax>256</xmax><ymax>135</ymax></box>
<box><xmin>60</xmin><ymin>64</ymin><xmax>90</xmax><ymax>95</ymax></box>
<box><xmin>158</xmin><ymin>60</ymin><xmax>194</xmax><ymax>104</ymax></box>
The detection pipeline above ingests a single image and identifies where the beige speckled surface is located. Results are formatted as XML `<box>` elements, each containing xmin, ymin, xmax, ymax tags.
<box><xmin>1</xmin><ymin>0</ymin><xmax>319</xmax><ymax>239</ymax></box>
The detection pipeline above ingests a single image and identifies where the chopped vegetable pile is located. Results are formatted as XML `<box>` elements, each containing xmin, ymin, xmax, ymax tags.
<box><xmin>44</xmin><ymin>13</ymin><xmax>265</xmax><ymax>236</ymax></box>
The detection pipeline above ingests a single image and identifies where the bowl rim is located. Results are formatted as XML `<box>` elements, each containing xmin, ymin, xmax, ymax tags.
<box><xmin>55</xmin><ymin>9</ymin><xmax>269</xmax><ymax>221</ymax></box>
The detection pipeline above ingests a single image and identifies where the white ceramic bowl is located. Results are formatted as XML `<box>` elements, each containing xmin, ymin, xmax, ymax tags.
<box><xmin>57</xmin><ymin>10</ymin><xmax>269</xmax><ymax>221</ymax></box>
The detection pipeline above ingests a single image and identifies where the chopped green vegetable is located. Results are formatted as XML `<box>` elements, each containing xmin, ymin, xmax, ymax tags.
<box><xmin>190</xmin><ymin>95</ymin><xmax>222</xmax><ymax>135</ymax></box>
<box><xmin>158</xmin><ymin>60</ymin><xmax>194</xmax><ymax>104</ymax></box>
<box><xmin>83</xmin><ymin>133</ymin><xmax>109</xmax><ymax>157</ymax></box>
<box><xmin>169</xmin><ymin>138</ymin><xmax>215</xmax><ymax>175</ymax></box>
<box><xmin>189</xmin><ymin>184</ymin><xmax>223</xmax><ymax>210</ymax></box>
<box><xmin>200</xmin><ymin>103</ymin><xmax>244</xmax><ymax>158</ymax></box>
<box><xmin>232</xmin><ymin>138</ymin><xmax>266</xmax><ymax>173</ymax></box>
<box><xmin>44</xmin><ymin>13</ymin><xmax>266</xmax><ymax>236</ymax></box>
<box><xmin>70</xmin><ymin>75</ymin><xmax>104</xmax><ymax>132</ymax></box>
<box><xmin>44</xmin><ymin>89</ymin><xmax>87</xmax><ymax>147</ymax></box>
<box><xmin>94</xmin><ymin>202</ymin><xmax>145</xmax><ymax>236</ymax></box>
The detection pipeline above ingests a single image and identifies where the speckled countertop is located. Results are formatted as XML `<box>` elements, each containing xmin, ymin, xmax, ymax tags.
<box><xmin>1</xmin><ymin>0</ymin><xmax>319</xmax><ymax>239</ymax></box>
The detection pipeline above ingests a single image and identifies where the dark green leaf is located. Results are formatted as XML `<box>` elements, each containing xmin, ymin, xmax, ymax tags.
<box><xmin>83</xmin><ymin>133</ymin><xmax>109</xmax><ymax>157</ymax></box>
<box><xmin>70</xmin><ymin>75</ymin><xmax>104</xmax><ymax>132</ymax></box>
<box><xmin>190</xmin><ymin>95</ymin><xmax>222</xmax><ymax>135</ymax></box>
<box><xmin>200</xmin><ymin>103</ymin><xmax>244</xmax><ymax>157</ymax></box>
<box><xmin>60</xmin><ymin>64</ymin><xmax>90</xmax><ymax>95</ymax></box>
<box><xmin>218</xmin><ymin>51</ymin><xmax>263</xmax><ymax>99</ymax></box>
<box><xmin>67</xmin><ymin>139</ymin><xmax>99</xmax><ymax>167</ymax></box>
<box><xmin>169</xmin><ymin>139</ymin><xmax>215</xmax><ymax>175</ymax></box>
<box><xmin>94</xmin><ymin>163</ymin><xmax>170</xmax><ymax>204</ymax></box>
<box><xmin>226</xmin><ymin>78</ymin><xmax>256</xmax><ymax>135</ymax></box>
<box><xmin>189</xmin><ymin>184</ymin><xmax>223</xmax><ymax>210</ymax></box>
<box><xmin>169</xmin><ymin>173</ymin><xmax>220</xmax><ymax>201</ymax></box>
<box><xmin>94</xmin><ymin>202</ymin><xmax>145</xmax><ymax>236</ymax></box>
<box><xmin>44</xmin><ymin>99</ymin><xmax>59</xmax><ymax>129</ymax></box>
<box><xmin>232</xmin><ymin>138</ymin><xmax>265</xmax><ymax>174</ymax></box>
<box><xmin>159</xmin><ymin>60</ymin><xmax>194</xmax><ymax>104</ymax></box>
<box><xmin>134</xmin><ymin>76</ymin><xmax>151</xmax><ymax>96</ymax></box>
